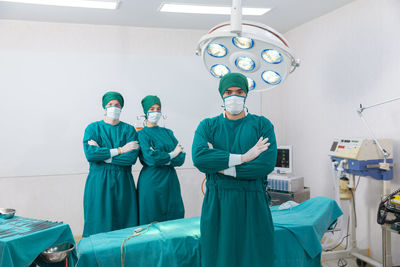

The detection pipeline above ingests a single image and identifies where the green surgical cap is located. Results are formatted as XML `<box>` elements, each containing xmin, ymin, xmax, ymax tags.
<box><xmin>218</xmin><ymin>73</ymin><xmax>249</xmax><ymax>97</ymax></box>
<box><xmin>141</xmin><ymin>95</ymin><xmax>161</xmax><ymax>114</ymax></box>
<box><xmin>102</xmin><ymin>91</ymin><xmax>124</xmax><ymax>109</ymax></box>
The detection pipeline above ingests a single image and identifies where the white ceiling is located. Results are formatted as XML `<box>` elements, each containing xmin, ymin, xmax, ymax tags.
<box><xmin>0</xmin><ymin>0</ymin><xmax>355</xmax><ymax>33</ymax></box>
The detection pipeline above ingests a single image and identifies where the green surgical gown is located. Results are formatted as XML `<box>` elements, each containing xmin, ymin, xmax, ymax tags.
<box><xmin>82</xmin><ymin>120</ymin><xmax>139</xmax><ymax>237</ymax></box>
<box><xmin>137</xmin><ymin>126</ymin><xmax>185</xmax><ymax>225</ymax></box>
<box><xmin>192</xmin><ymin>113</ymin><xmax>277</xmax><ymax>267</ymax></box>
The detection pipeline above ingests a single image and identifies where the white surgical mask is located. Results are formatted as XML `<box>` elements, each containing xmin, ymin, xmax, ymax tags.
<box><xmin>223</xmin><ymin>95</ymin><xmax>246</xmax><ymax>115</ymax></box>
<box><xmin>106</xmin><ymin>106</ymin><xmax>121</xmax><ymax>120</ymax></box>
<box><xmin>147</xmin><ymin>111</ymin><xmax>162</xmax><ymax>124</ymax></box>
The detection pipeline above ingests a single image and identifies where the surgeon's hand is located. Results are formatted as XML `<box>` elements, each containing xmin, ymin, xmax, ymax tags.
<box><xmin>241</xmin><ymin>137</ymin><xmax>270</xmax><ymax>163</ymax></box>
<box><xmin>171</xmin><ymin>144</ymin><xmax>184</xmax><ymax>158</ymax></box>
<box><xmin>88</xmin><ymin>140</ymin><xmax>99</xmax><ymax>147</ymax></box>
<box><xmin>207</xmin><ymin>142</ymin><xmax>213</xmax><ymax>149</ymax></box>
<box><xmin>120</xmin><ymin>141</ymin><xmax>139</xmax><ymax>154</ymax></box>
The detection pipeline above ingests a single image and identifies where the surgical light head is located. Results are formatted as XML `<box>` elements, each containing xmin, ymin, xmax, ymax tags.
<box><xmin>196</xmin><ymin>20</ymin><xmax>300</xmax><ymax>92</ymax></box>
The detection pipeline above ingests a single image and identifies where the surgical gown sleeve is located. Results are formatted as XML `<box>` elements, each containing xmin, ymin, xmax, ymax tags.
<box><xmin>171</xmin><ymin>152</ymin><xmax>185</xmax><ymax>167</ymax></box>
<box><xmin>235</xmin><ymin>118</ymin><xmax>277</xmax><ymax>180</ymax></box>
<box><xmin>192</xmin><ymin>119</ymin><xmax>230</xmax><ymax>174</ymax></box>
<box><xmin>111</xmin><ymin>128</ymin><xmax>139</xmax><ymax>167</ymax></box>
<box><xmin>138</xmin><ymin>131</ymin><xmax>172</xmax><ymax>167</ymax></box>
<box><xmin>83</xmin><ymin>124</ymin><xmax>111</xmax><ymax>162</ymax></box>
<box><xmin>166</xmin><ymin>129</ymin><xmax>186</xmax><ymax>167</ymax></box>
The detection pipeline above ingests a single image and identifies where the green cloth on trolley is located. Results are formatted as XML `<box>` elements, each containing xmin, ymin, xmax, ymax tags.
<box><xmin>272</xmin><ymin>196</ymin><xmax>343</xmax><ymax>259</ymax></box>
<box><xmin>82</xmin><ymin>120</ymin><xmax>139</xmax><ymax>237</ymax></box>
<box><xmin>77</xmin><ymin>217</ymin><xmax>201</xmax><ymax>267</ymax></box>
<box><xmin>137</xmin><ymin>126</ymin><xmax>185</xmax><ymax>225</ymax></box>
<box><xmin>76</xmin><ymin>197</ymin><xmax>342</xmax><ymax>267</ymax></box>
<box><xmin>272</xmin><ymin>196</ymin><xmax>343</xmax><ymax>266</ymax></box>
<box><xmin>0</xmin><ymin>217</ymin><xmax>77</xmax><ymax>267</ymax></box>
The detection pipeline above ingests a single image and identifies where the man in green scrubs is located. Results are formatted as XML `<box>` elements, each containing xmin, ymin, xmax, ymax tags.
<box><xmin>192</xmin><ymin>73</ymin><xmax>277</xmax><ymax>267</ymax></box>
<box><xmin>137</xmin><ymin>95</ymin><xmax>185</xmax><ymax>225</ymax></box>
<box><xmin>82</xmin><ymin>91</ymin><xmax>139</xmax><ymax>237</ymax></box>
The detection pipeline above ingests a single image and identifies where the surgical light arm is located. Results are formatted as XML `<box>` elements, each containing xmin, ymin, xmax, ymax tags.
<box><xmin>356</xmin><ymin>96</ymin><xmax>400</xmax><ymax>169</ymax></box>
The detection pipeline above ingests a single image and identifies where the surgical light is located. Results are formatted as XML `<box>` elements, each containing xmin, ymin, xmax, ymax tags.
<box><xmin>210</xmin><ymin>64</ymin><xmax>230</xmax><ymax>78</ymax></box>
<box><xmin>207</xmin><ymin>43</ymin><xmax>227</xmax><ymax>58</ymax></box>
<box><xmin>235</xmin><ymin>56</ymin><xmax>255</xmax><ymax>71</ymax></box>
<box><xmin>196</xmin><ymin>0</ymin><xmax>300</xmax><ymax>92</ymax></box>
<box><xmin>262</xmin><ymin>49</ymin><xmax>283</xmax><ymax>64</ymax></box>
<box><xmin>262</xmin><ymin>71</ymin><xmax>281</xmax><ymax>85</ymax></box>
<box><xmin>233</xmin><ymin>37</ymin><xmax>254</xmax><ymax>49</ymax></box>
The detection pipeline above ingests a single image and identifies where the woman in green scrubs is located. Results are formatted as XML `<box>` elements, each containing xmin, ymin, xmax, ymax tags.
<box><xmin>82</xmin><ymin>91</ymin><xmax>139</xmax><ymax>237</ymax></box>
<box><xmin>137</xmin><ymin>95</ymin><xmax>185</xmax><ymax>225</ymax></box>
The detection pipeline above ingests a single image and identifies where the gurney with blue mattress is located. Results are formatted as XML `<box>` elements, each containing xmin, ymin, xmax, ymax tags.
<box><xmin>76</xmin><ymin>196</ymin><xmax>342</xmax><ymax>267</ymax></box>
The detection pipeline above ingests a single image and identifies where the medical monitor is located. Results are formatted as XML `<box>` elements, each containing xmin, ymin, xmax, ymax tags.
<box><xmin>274</xmin><ymin>145</ymin><xmax>292</xmax><ymax>174</ymax></box>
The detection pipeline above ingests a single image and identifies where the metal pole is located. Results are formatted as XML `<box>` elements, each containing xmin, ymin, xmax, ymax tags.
<box><xmin>382</xmin><ymin>226</ymin><xmax>387</xmax><ymax>267</ymax></box>
<box><xmin>359</xmin><ymin>96</ymin><xmax>400</xmax><ymax>112</ymax></box>
<box><xmin>382</xmin><ymin>180</ymin><xmax>392</xmax><ymax>267</ymax></box>
<box><xmin>231</xmin><ymin>0</ymin><xmax>242</xmax><ymax>33</ymax></box>
<box><xmin>349</xmin><ymin>174</ymin><xmax>357</xmax><ymax>249</ymax></box>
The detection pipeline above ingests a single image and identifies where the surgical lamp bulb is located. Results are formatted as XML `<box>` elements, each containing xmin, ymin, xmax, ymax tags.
<box><xmin>207</xmin><ymin>43</ymin><xmax>228</xmax><ymax>58</ymax></box>
<box><xmin>261</xmin><ymin>49</ymin><xmax>283</xmax><ymax>64</ymax></box>
<box><xmin>235</xmin><ymin>56</ymin><xmax>255</xmax><ymax>71</ymax></box>
<box><xmin>247</xmin><ymin>77</ymin><xmax>255</xmax><ymax>91</ymax></box>
<box><xmin>262</xmin><ymin>71</ymin><xmax>281</xmax><ymax>85</ymax></box>
<box><xmin>210</xmin><ymin>64</ymin><xmax>230</xmax><ymax>78</ymax></box>
<box><xmin>232</xmin><ymin>37</ymin><xmax>254</xmax><ymax>49</ymax></box>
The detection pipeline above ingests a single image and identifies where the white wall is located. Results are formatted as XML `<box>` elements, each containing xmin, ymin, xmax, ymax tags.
<box><xmin>0</xmin><ymin>169</ymin><xmax>204</xmax><ymax>236</ymax></box>
<box><xmin>262</xmin><ymin>0</ymin><xmax>400</xmax><ymax>264</ymax></box>
<box><xmin>0</xmin><ymin>19</ymin><xmax>262</xmax><ymax>236</ymax></box>
<box><xmin>0</xmin><ymin>20</ymin><xmax>261</xmax><ymax>177</ymax></box>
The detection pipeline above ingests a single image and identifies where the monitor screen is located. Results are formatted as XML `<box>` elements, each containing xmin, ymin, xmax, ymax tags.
<box><xmin>276</xmin><ymin>148</ymin><xmax>290</xmax><ymax>168</ymax></box>
<box><xmin>274</xmin><ymin>146</ymin><xmax>292</xmax><ymax>174</ymax></box>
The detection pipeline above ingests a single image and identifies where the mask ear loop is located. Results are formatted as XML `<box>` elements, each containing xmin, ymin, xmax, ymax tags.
<box><xmin>160</xmin><ymin>114</ymin><xmax>167</xmax><ymax>127</ymax></box>
<box><xmin>143</xmin><ymin>113</ymin><xmax>148</xmax><ymax>127</ymax></box>
<box><xmin>104</xmin><ymin>106</ymin><xmax>111</xmax><ymax>116</ymax></box>
<box><xmin>221</xmin><ymin>97</ymin><xmax>226</xmax><ymax>110</ymax></box>
<box><xmin>243</xmin><ymin>95</ymin><xmax>248</xmax><ymax>113</ymax></box>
